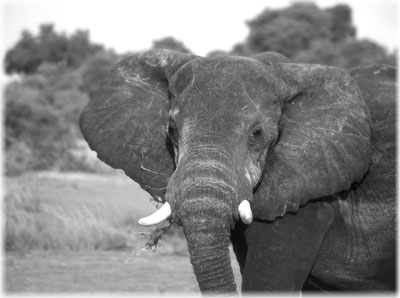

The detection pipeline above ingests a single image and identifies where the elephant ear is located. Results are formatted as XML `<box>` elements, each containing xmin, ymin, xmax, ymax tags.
<box><xmin>251</xmin><ymin>53</ymin><xmax>372</xmax><ymax>220</ymax></box>
<box><xmin>80</xmin><ymin>50</ymin><xmax>197</xmax><ymax>200</ymax></box>
<box><xmin>349</xmin><ymin>64</ymin><xmax>396</xmax><ymax>186</ymax></box>
<box><xmin>349</xmin><ymin>64</ymin><xmax>396</xmax><ymax>153</ymax></box>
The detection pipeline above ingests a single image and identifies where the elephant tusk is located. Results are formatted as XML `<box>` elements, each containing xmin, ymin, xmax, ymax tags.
<box><xmin>238</xmin><ymin>200</ymin><xmax>253</xmax><ymax>224</ymax></box>
<box><xmin>138</xmin><ymin>202</ymin><xmax>172</xmax><ymax>226</ymax></box>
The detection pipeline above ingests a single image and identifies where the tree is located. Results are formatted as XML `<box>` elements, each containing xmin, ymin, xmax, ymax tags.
<box><xmin>4</xmin><ymin>30</ymin><xmax>43</xmax><ymax>74</ymax></box>
<box><xmin>80</xmin><ymin>50</ymin><xmax>120</xmax><ymax>95</ymax></box>
<box><xmin>66</xmin><ymin>30</ymin><xmax>104</xmax><ymax>67</ymax></box>
<box><xmin>233</xmin><ymin>2</ymin><xmax>396</xmax><ymax>67</ymax></box>
<box><xmin>339</xmin><ymin>39</ymin><xmax>389</xmax><ymax>67</ymax></box>
<box><xmin>245</xmin><ymin>3</ymin><xmax>331</xmax><ymax>57</ymax></box>
<box><xmin>152</xmin><ymin>36</ymin><xmax>192</xmax><ymax>53</ymax></box>
<box><xmin>293</xmin><ymin>39</ymin><xmax>342</xmax><ymax>66</ymax></box>
<box><xmin>4</xmin><ymin>24</ymin><xmax>121</xmax><ymax>175</ymax></box>
<box><xmin>207</xmin><ymin>50</ymin><xmax>230</xmax><ymax>58</ymax></box>
<box><xmin>293</xmin><ymin>39</ymin><xmax>395</xmax><ymax>68</ymax></box>
<box><xmin>325</xmin><ymin>4</ymin><xmax>356</xmax><ymax>42</ymax></box>
<box><xmin>4</xmin><ymin>24</ymin><xmax>104</xmax><ymax>74</ymax></box>
<box><xmin>230</xmin><ymin>43</ymin><xmax>252</xmax><ymax>56</ymax></box>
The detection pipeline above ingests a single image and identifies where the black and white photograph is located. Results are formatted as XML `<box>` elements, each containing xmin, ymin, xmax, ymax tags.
<box><xmin>1</xmin><ymin>0</ymin><xmax>398</xmax><ymax>296</ymax></box>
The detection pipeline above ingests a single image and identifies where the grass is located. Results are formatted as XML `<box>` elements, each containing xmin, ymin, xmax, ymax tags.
<box><xmin>4</xmin><ymin>171</ymin><xmax>188</xmax><ymax>254</ymax></box>
<box><xmin>3</xmin><ymin>171</ymin><xmax>242</xmax><ymax>293</ymax></box>
<box><xmin>5</xmin><ymin>251</ymin><xmax>200</xmax><ymax>293</ymax></box>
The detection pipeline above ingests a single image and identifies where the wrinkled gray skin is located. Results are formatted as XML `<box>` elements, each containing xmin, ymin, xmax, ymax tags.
<box><xmin>80</xmin><ymin>50</ymin><xmax>396</xmax><ymax>294</ymax></box>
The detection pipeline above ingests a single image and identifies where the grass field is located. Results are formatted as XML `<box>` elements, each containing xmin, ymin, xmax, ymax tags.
<box><xmin>3</xmin><ymin>171</ymin><xmax>241</xmax><ymax>294</ymax></box>
<box><xmin>5</xmin><ymin>251</ymin><xmax>200</xmax><ymax>293</ymax></box>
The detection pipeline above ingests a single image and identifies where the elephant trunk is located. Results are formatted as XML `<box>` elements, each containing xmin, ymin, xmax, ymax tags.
<box><xmin>167</xmin><ymin>149</ymin><xmax>242</xmax><ymax>294</ymax></box>
<box><xmin>182</xmin><ymin>213</ymin><xmax>237</xmax><ymax>293</ymax></box>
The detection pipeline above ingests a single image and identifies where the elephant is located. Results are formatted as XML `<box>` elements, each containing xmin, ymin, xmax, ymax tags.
<box><xmin>79</xmin><ymin>50</ymin><xmax>396</xmax><ymax>294</ymax></box>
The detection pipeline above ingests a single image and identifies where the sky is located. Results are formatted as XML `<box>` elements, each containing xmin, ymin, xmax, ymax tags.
<box><xmin>1</xmin><ymin>0</ymin><xmax>399</xmax><ymax>58</ymax></box>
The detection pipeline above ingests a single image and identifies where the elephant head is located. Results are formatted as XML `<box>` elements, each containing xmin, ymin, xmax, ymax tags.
<box><xmin>79</xmin><ymin>50</ymin><xmax>371</xmax><ymax>293</ymax></box>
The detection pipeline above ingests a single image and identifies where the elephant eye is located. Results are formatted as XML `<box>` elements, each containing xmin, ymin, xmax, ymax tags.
<box><xmin>248</xmin><ymin>127</ymin><xmax>264</xmax><ymax>148</ymax></box>
<box><xmin>250</xmin><ymin>128</ymin><xmax>262</xmax><ymax>139</ymax></box>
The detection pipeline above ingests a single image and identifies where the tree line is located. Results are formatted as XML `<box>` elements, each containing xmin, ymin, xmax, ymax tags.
<box><xmin>4</xmin><ymin>3</ymin><xmax>396</xmax><ymax>175</ymax></box>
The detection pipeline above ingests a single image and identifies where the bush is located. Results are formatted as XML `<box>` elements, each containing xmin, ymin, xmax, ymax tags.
<box><xmin>4</xmin><ymin>69</ymin><xmax>89</xmax><ymax>173</ymax></box>
<box><xmin>4</xmin><ymin>140</ymin><xmax>32</xmax><ymax>176</ymax></box>
<box><xmin>3</xmin><ymin>24</ymin><xmax>123</xmax><ymax>175</ymax></box>
<box><xmin>80</xmin><ymin>51</ymin><xmax>119</xmax><ymax>95</ymax></box>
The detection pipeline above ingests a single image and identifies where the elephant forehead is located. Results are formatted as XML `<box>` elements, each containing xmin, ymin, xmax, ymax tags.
<box><xmin>170</xmin><ymin>56</ymin><xmax>278</xmax><ymax>95</ymax></box>
<box><xmin>190</xmin><ymin>57</ymin><xmax>264</xmax><ymax>80</ymax></box>
<box><xmin>174</xmin><ymin>81</ymin><xmax>261</xmax><ymax>122</ymax></box>
<box><xmin>170</xmin><ymin>57</ymin><xmax>282</xmax><ymax>114</ymax></box>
